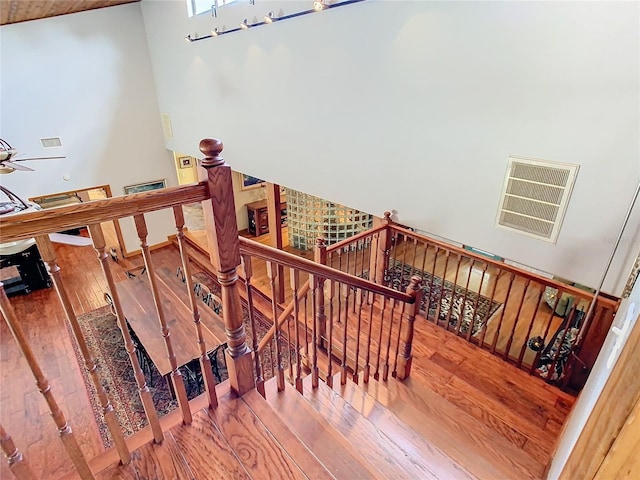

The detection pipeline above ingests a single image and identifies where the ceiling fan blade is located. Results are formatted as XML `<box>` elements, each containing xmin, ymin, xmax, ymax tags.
<box><xmin>1</xmin><ymin>161</ymin><xmax>34</xmax><ymax>171</ymax></box>
<box><xmin>49</xmin><ymin>233</ymin><xmax>93</xmax><ymax>247</ymax></box>
<box><xmin>14</xmin><ymin>156</ymin><xmax>66</xmax><ymax>161</ymax></box>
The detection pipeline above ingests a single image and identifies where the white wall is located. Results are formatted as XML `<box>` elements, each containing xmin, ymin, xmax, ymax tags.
<box><xmin>0</xmin><ymin>3</ymin><xmax>175</xmax><ymax>252</ymax></box>
<box><xmin>141</xmin><ymin>0</ymin><xmax>639</xmax><ymax>296</ymax></box>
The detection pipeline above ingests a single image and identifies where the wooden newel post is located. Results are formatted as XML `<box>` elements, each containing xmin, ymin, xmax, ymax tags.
<box><xmin>314</xmin><ymin>238</ymin><xmax>327</xmax><ymax>348</ymax></box>
<box><xmin>370</xmin><ymin>212</ymin><xmax>393</xmax><ymax>286</ymax></box>
<box><xmin>199</xmin><ymin>138</ymin><xmax>255</xmax><ymax>396</ymax></box>
<box><xmin>396</xmin><ymin>275</ymin><xmax>422</xmax><ymax>381</ymax></box>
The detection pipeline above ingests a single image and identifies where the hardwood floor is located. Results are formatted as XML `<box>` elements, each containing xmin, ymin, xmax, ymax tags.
<box><xmin>0</xmin><ymin>233</ymin><xmax>575</xmax><ymax>479</ymax></box>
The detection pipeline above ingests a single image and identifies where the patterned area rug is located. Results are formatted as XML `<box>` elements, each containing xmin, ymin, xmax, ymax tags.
<box><xmin>384</xmin><ymin>260</ymin><xmax>502</xmax><ymax>335</ymax></box>
<box><xmin>70</xmin><ymin>307</ymin><xmax>177</xmax><ymax>448</ymax></box>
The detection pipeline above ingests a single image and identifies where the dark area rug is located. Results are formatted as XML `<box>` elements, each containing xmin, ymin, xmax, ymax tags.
<box><xmin>70</xmin><ymin>307</ymin><xmax>177</xmax><ymax>448</ymax></box>
<box><xmin>380</xmin><ymin>260</ymin><xmax>502</xmax><ymax>335</ymax></box>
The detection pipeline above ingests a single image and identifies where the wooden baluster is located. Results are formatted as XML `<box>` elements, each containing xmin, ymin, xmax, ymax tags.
<box><xmin>374</xmin><ymin>295</ymin><xmax>388</xmax><ymax>380</ymax></box>
<box><xmin>311</xmin><ymin>283</ymin><xmax>320</xmax><ymax>389</ymax></box>
<box><xmin>371</xmin><ymin>212</ymin><xmax>392</xmax><ymax>286</ymax></box>
<box><xmin>173</xmin><ymin>206</ymin><xmax>218</xmax><ymax>408</ymax></box>
<box><xmin>336</xmin><ymin>249</ymin><xmax>343</xmax><ymax>322</ymax></box>
<box><xmin>134</xmin><ymin>214</ymin><xmax>191</xmax><ymax>425</ymax></box>
<box><xmin>529</xmin><ymin>289</ymin><xmax>564</xmax><ymax>375</ymax></box>
<box><xmin>392</xmin><ymin>300</ymin><xmax>406</xmax><ymax>377</ymax></box>
<box><xmin>366</xmin><ymin>232</ymin><xmax>380</xmax><ymax>304</ymax></box>
<box><xmin>546</xmin><ymin>307</ymin><xmax>577</xmax><ymax>384</ymax></box>
<box><xmin>445</xmin><ymin>253</ymin><xmax>462</xmax><ymax>330</ymax></box>
<box><xmin>199</xmin><ymin>138</ymin><xmax>255</xmax><ymax>395</ymax></box>
<box><xmin>265</xmin><ymin>183</ymin><xmax>285</xmax><ymax>304</ymax></box>
<box><xmin>242</xmin><ymin>254</ymin><xmax>265</xmax><ymax>397</ymax></box>
<box><xmin>478</xmin><ymin>268</ymin><xmax>502</xmax><ymax>349</ymax></box>
<box><xmin>466</xmin><ymin>263</ymin><xmax>488</xmax><ymax>342</ymax></box>
<box><xmin>504</xmin><ymin>279</ymin><xmax>531</xmax><ymax>361</ymax></box>
<box><xmin>435</xmin><ymin>251</ymin><xmax>451</xmax><ymax>325</ymax></box>
<box><xmin>286</xmin><ymin>275</ymin><xmax>294</xmax><ymax>385</ymax></box>
<box><xmin>389</xmin><ymin>232</ymin><xmax>402</xmax><ymax>290</ymax></box>
<box><xmin>314</xmin><ymin>239</ymin><xmax>327</xmax><ymax>349</ymax></box>
<box><xmin>267</xmin><ymin>262</ymin><xmax>285</xmax><ymax>392</ymax></box>
<box><xmin>0</xmin><ymin>424</ymin><xmax>36</xmax><ymax>480</ymax></box>
<box><xmin>325</xmin><ymin>279</ymin><xmax>335</xmax><ymax>388</ymax></box>
<box><xmin>292</xmin><ymin>269</ymin><xmax>303</xmax><ymax>393</ymax></box>
<box><xmin>383</xmin><ymin>299</ymin><xmax>401</xmax><ymax>381</ymax></box>
<box><xmin>455</xmin><ymin>258</ymin><xmax>475</xmax><ymax>337</ymax></box>
<box><xmin>419</xmin><ymin>239</ymin><xmax>429</xmax><ymax>281</ymax></box>
<box><xmin>363</xmin><ymin>292</ymin><xmax>376</xmax><ymax>383</ymax></box>
<box><xmin>0</xmin><ymin>287</ymin><xmax>95</xmax><ymax>479</ymax></box>
<box><xmin>517</xmin><ymin>285</ymin><xmax>545</xmax><ymax>368</ymax></box>
<box><xmin>339</xmin><ymin>280</ymin><xmax>351</xmax><ymax>386</ymax></box>
<box><xmin>87</xmin><ymin>223</ymin><xmax>163</xmax><ymax>443</ymax></box>
<box><xmin>352</xmin><ymin>289</ymin><xmax>364</xmax><ymax>384</ymax></box>
<box><xmin>490</xmin><ymin>273</ymin><xmax>516</xmax><ymax>354</ymax></box>
<box><xmin>35</xmin><ymin>234</ymin><xmax>130</xmax><ymax>464</ymax></box>
<box><xmin>396</xmin><ymin>276</ymin><xmax>423</xmax><ymax>380</ymax></box>
<box><xmin>408</xmin><ymin>237</ymin><xmax>419</xmax><ymax>278</ymax></box>
<box><xmin>426</xmin><ymin>245</ymin><xmax>439</xmax><ymax>317</ymax></box>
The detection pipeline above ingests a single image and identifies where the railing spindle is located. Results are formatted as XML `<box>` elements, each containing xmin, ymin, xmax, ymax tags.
<box><xmin>326</xmin><ymin>279</ymin><xmax>335</xmax><ymax>388</ymax></box>
<box><xmin>455</xmin><ymin>258</ymin><xmax>474</xmax><ymax>336</ymax></box>
<box><xmin>517</xmin><ymin>285</ymin><xmax>545</xmax><ymax>368</ymax></box>
<box><xmin>374</xmin><ymin>295</ymin><xmax>388</xmax><ymax>380</ymax></box>
<box><xmin>446</xmin><ymin>254</ymin><xmax>462</xmax><ymax>330</ymax></box>
<box><xmin>134</xmin><ymin>213</ymin><xmax>192</xmax><ymax>425</ymax></box>
<box><xmin>292</xmin><ymin>269</ymin><xmax>303</xmax><ymax>393</ymax></box>
<box><xmin>363</xmin><ymin>292</ymin><xmax>376</xmax><ymax>383</ymax></box>
<box><xmin>467</xmin><ymin>263</ymin><xmax>488</xmax><ymax>342</ymax></box>
<box><xmin>352</xmin><ymin>288</ymin><xmax>364</xmax><ymax>384</ymax></box>
<box><xmin>314</xmin><ymin>239</ymin><xmax>327</xmax><ymax>349</ymax></box>
<box><xmin>426</xmin><ymin>245</ymin><xmax>439</xmax><ymax>317</ymax></box>
<box><xmin>35</xmin><ymin>234</ymin><xmax>130</xmax><ymax>464</ymax></box>
<box><xmin>87</xmin><ymin>223</ymin><xmax>163</xmax><ymax>443</ymax></box>
<box><xmin>383</xmin><ymin>299</ymin><xmax>400</xmax><ymax>381</ymax></box>
<box><xmin>504</xmin><ymin>279</ymin><xmax>531</xmax><ymax>361</ymax></box>
<box><xmin>478</xmin><ymin>268</ymin><xmax>502</xmax><ymax>348</ymax></box>
<box><xmin>174</xmin><ymin>206</ymin><xmax>218</xmax><ymax>408</ymax></box>
<box><xmin>0</xmin><ymin>287</ymin><xmax>95</xmax><ymax>480</ymax></box>
<box><xmin>490</xmin><ymin>273</ymin><xmax>516</xmax><ymax>355</ymax></box>
<box><xmin>340</xmin><ymin>281</ymin><xmax>350</xmax><ymax>385</ymax></box>
<box><xmin>310</xmin><ymin>282</ymin><xmax>320</xmax><ymax>389</ymax></box>
<box><xmin>267</xmin><ymin>262</ymin><xmax>285</xmax><ymax>392</ymax></box>
<box><xmin>435</xmin><ymin>251</ymin><xmax>451</xmax><ymax>324</ymax></box>
<box><xmin>0</xmin><ymin>423</ymin><xmax>36</xmax><ymax>480</ymax></box>
<box><xmin>242</xmin><ymin>254</ymin><xmax>265</xmax><ymax>397</ymax></box>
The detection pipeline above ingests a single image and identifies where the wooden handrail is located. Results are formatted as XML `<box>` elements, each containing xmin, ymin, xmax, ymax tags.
<box><xmin>388</xmin><ymin>224</ymin><xmax>619</xmax><ymax>309</ymax></box>
<box><xmin>238</xmin><ymin>237</ymin><xmax>413</xmax><ymax>303</ymax></box>
<box><xmin>325</xmin><ymin>223</ymin><xmax>387</xmax><ymax>253</ymax></box>
<box><xmin>0</xmin><ymin>183</ymin><xmax>209</xmax><ymax>242</ymax></box>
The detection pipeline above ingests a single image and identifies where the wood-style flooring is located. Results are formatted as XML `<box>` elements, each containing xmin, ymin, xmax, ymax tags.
<box><xmin>0</xmin><ymin>231</ymin><xmax>574</xmax><ymax>479</ymax></box>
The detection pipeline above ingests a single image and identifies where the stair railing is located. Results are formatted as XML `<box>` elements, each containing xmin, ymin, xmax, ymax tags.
<box><xmin>325</xmin><ymin>213</ymin><xmax>620</xmax><ymax>391</ymax></box>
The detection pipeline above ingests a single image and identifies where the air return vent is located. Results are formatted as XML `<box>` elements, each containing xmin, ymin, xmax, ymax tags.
<box><xmin>496</xmin><ymin>156</ymin><xmax>579</xmax><ymax>243</ymax></box>
<box><xmin>40</xmin><ymin>137</ymin><xmax>62</xmax><ymax>148</ymax></box>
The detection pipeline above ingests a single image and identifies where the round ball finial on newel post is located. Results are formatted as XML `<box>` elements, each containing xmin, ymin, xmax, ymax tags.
<box><xmin>199</xmin><ymin>138</ymin><xmax>224</xmax><ymax>168</ymax></box>
<box><xmin>383</xmin><ymin>211</ymin><xmax>392</xmax><ymax>224</ymax></box>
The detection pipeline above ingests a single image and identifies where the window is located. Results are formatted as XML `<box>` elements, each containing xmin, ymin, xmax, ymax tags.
<box><xmin>187</xmin><ymin>0</ymin><xmax>237</xmax><ymax>17</ymax></box>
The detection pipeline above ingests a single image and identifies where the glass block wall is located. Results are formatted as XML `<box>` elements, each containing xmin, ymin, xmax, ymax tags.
<box><xmin>285</xmin><ymin>188</ymin><xmax>373</xmax><ymax>250</ymax></box>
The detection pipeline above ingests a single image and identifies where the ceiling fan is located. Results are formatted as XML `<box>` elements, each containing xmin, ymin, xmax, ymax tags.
<box><xmin>0</xmin><ymin>137</ymin><xmax>65</xmax><ymax>174</ymax></box>
<box><xmin>0</xmin><ymin>139</ymin><xmax>92</xmax><ymax>253</ymax></box>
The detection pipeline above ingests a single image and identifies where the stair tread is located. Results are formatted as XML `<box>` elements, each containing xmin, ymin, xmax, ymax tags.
<box><xmin>242</xmin><ymin>389</ymin><xmax>336</xmax><ymax>480</ymax></box>
<box><xmin>302</xmin><ymin>375</ymin><xmax>466</xmax><ymax>480</ymax></box>
<box><xmin>170</xmin><ymin>409</ymin><xmax>252</xmax><ymax>479</ymax></box>
<box><xmin>356</xmin><ymin>374</ymin><xmax>545</xmax><ymax>480</ymax></box>
<box><xmin>262</xmin><ymin>378</ymin><xmax>378</xmax><ymax>479</ymax></box>
<box><xmin>206</xmin><ymin>391</ymin><xmax>308</xmax><ymax>479</ymax></box>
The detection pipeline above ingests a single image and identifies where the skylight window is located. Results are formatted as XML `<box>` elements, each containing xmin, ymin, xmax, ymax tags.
<box><xmin>187</xmin><ymin>0</ymin><xmax>237</xmax><ymax>17</ymax></box>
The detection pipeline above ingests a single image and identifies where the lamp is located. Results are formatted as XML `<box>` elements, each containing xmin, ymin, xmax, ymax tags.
<box><xmin>313</xmin><ymin>1</ymin><xmax>326</xmax><ymax>11</ymax></box>
<box><xmin>264</xmin><ymin>11</ymin><xmax>274</xmax><ymax>24</ymax></box>
<box><xmin>211</xmin><ymin>27</ymin><xmax>219</xmax><ymax>37</ymax></box>
<box><xmin>240</xmin><ymin>18</ymin><xmax>249</xmax><ymax>29</ymax></box>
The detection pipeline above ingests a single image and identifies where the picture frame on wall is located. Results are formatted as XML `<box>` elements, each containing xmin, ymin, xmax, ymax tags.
<box><xmin>179</xmin><ymin>156</ymin><xmax>193</xmax><ymax>169</ymax></box>
<box><xmin>123</xmin><ymin>179</ymin><xmax>167</xmax><ymax>195</ymax></box>
<box><xmin>241</xmin><ymin>173</ymin><xmax>265</xmax><ymax>190</ymax></box>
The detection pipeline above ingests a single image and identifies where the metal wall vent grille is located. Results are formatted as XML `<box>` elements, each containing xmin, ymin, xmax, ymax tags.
<box><xmin>496</xmin><ymin>156</ymin><xmax>579</xmax><ymax>243</ymax></box>
<box><xmin>40</xmin><ymin>137</ymin><xmax>62</xmax><ymax>148</ymax></box>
